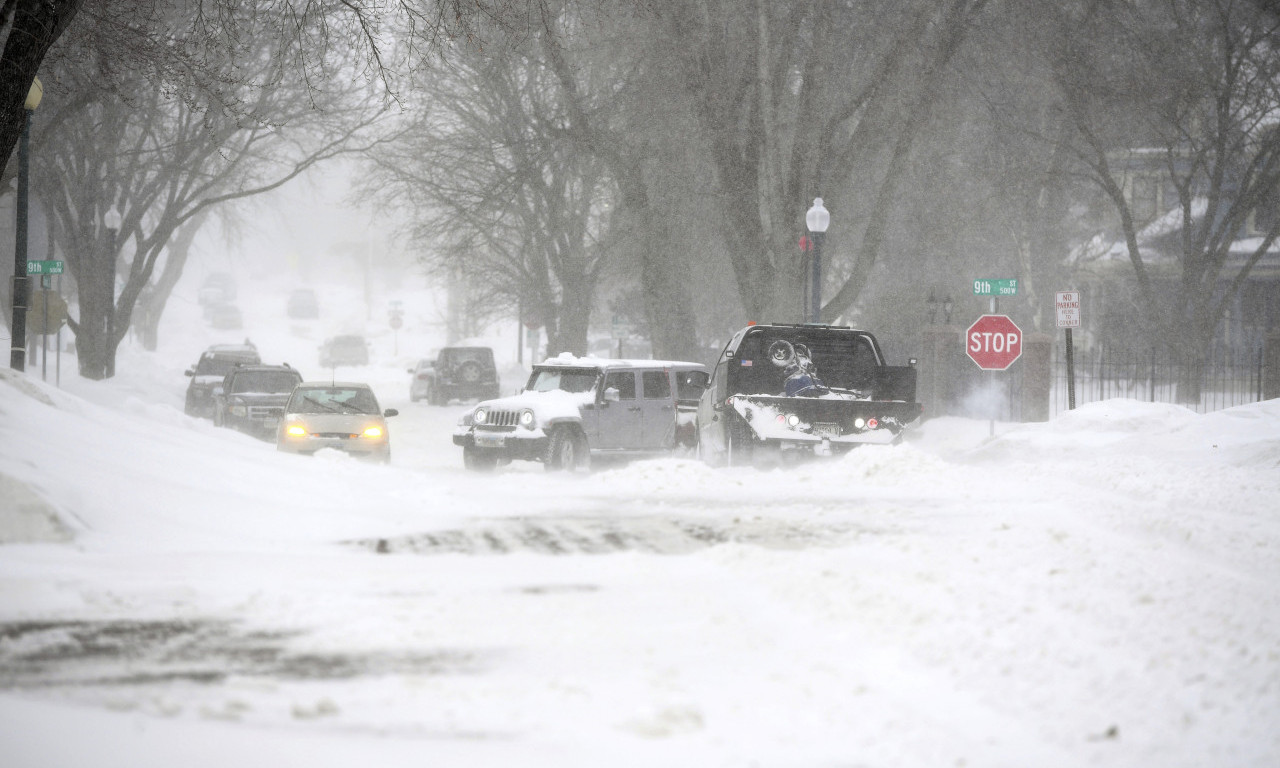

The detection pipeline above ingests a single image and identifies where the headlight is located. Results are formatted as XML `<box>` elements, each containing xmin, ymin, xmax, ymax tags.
<box><xmin>229</xmin><ymin>405</ymin><xmax>247</xmax><ymax>417</ymax></box>
<box><xmin>362</xmin><ymin>425</ymin><xmax>384</xmax><ymax>439</ymax></box>
<box><xmin>519</xmin><ymin>409</ymin><xmax>535</xmax><ymax>429</ymax></box>
<box><xmin>786</xmin><ymin>414</ymin><xmax>800</xmax><ymax>428</ymax></box>
<box><xmin>285</xmin><ymin>424</ymin><xmax>307</xmax><ymax>437</ymax></box>
<box><xmin>473</xmin><ymin>407</ymin><xmax>488</xmax><ymax>424</ymax></box>
<box><xmin>853</xmin><ymin>417</ymin><xmax>866</xmax><ymax>429</ymax></box>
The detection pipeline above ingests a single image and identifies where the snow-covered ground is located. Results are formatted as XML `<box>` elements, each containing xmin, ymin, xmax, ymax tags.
<box><xmin>1</xmin><ymin>272</ymin><xmax>1278</xmax><ymax>767</ymax></box>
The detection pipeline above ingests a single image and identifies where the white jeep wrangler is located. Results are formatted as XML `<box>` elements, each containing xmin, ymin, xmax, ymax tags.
<box><xmin>453</xmin><ymin>354</ymin><xmax>709</xmax><ymax>471</ymax></box>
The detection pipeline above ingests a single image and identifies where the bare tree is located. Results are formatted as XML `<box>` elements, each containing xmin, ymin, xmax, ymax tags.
<box><xmin>33</xmin><ymin>11</ymin><xmax>389</xmax><ymax>379</ymax></box>
<box><xmin>363</xmin><ymin>29</ymin><xmax>614</xmax><ymax>356</ymax></box>
<box><xmin>1052</xmin><ymin>0</ymin><xmax>1280</xmax><ymax>402</ymax></box>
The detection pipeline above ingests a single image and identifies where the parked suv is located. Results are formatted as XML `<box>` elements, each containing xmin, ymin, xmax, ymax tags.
<box><xmin>184</xmin><ymin>343</ymin><xmax>261</xmax><ymax>418</ymax></box>
<box><xmin>213</xmin><ymin>364</ymin><xmax>304</xmax><ymax>440</ymax></box>
<box><xmin>319</xmin><ymin>334</ymin><xmax>369</xmax><ymax>367</ymax></box>
<box><xmin>453</xmin><ymin>354</ymin><xmax>709</xmax><ymax>471</ymax></box>
<box><xmin>413</xmin><ymin>346</ymin><xmax>500</xmax><ymax>404</ymax></box>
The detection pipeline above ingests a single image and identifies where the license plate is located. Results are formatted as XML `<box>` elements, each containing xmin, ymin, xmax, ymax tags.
<box><xmin>812</xmin><ymin>422</ymin><xmax>841</xmax><ymax>438</ymax></box>
<box><xmin>475</xmin><ymin>432</ymin><xmax>505</xmax><ymax>448</ymax></box>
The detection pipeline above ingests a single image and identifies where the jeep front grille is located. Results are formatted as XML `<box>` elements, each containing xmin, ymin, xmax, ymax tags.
<box><xmin>483</xmin><ymin>410</ymin><xmax>522</xmax><ymax>428</ymax></box>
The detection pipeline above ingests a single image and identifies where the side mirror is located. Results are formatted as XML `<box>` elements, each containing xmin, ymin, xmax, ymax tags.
<box><xmin>603</xmin><ymin>387</ymin><xmax>620</xmax><ymax>403</ymax></box>
<box><xmin>384</xmin><ymin>408</ymin><xmax>399</xmax><ymax>417</ymax></box>
<box><xmin>184</xmin><ymin>369</ymin><xmax>194</xmax><ymax>377</ymax></box>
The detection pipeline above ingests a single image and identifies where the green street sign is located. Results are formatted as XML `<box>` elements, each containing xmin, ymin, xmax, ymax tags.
<box><xmin>26</xmin><ymin>260</ymin><xmax>64</xmax><ymax>275</ymax></box>
<box><xmin>973</xmin><ymin>278</ymin><xmax>1017</xmax><ymax>296</ymax></box>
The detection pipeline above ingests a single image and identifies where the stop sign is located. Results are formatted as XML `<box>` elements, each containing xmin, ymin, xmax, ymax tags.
<box><xmin>965</xmin><ymin>314</ymin><xmax>1022</xmax><ymax>370</ymax></box>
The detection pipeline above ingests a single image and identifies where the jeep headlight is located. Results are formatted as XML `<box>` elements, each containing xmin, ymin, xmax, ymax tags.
<box><xmin>786</xmin><ymin>414</ymin><xmax>800</xmax><ymax>428</ymax></box>
<box><xmin>229</xmin><ymin>404</ymin><xmax>247</xmax><ymax>417</ymax></box>
<box><xmin>519</xmin><ymin>409</ymin><xmax>536</xmax><ymax>430</ymax></box>
<box><xmin>473</xmin><ymin>407</ymin><xmax>488</xmax><ymax>425</ymax></box>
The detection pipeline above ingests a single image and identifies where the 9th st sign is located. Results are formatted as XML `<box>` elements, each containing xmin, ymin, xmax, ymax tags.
<box><xmin>966</xmin><ymin>314</ymin><xmax>1022</xmax><ymax>370</ymax></box>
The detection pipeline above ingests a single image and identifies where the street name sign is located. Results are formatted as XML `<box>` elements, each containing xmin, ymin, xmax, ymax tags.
<box><xmin>1055</xmin><ymin>290</ymin><xmax>1081</xmax><ymax>328</ymax></box>
<box><xmin>973</xmin><ymin>278</ymin><xmax>1018</xmax><ymax>296</ymax></box>
<box><xmin>966</xmin><ymin>314</ymin><xmax>1023</xmax><ymax>370</ymax></box>
<box><xmin>26</xmin><ymin>260</ymin><xmax>64</xmax><ymax>275</ymax></box>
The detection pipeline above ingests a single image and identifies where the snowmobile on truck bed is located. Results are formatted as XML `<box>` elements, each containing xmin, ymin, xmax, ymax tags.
<box><xmin>696</xmin><ymin>323</ymin><xmax>922</xmax><ymax>465</ymax></box>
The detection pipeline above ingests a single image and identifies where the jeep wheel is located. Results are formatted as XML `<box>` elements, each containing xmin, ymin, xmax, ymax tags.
<box><xmin>546</xmin><ymin>427</ymin><xmax>590</xmax><ymax>473</ymax></box>
<box><xmin>463</xmin><ymin>446</ymin><xmax>499</xmax><ymax>472</ymax></box>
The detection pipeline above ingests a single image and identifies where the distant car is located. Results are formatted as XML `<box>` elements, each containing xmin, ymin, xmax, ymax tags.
<box><xmin>408</xmin><ymin>358</ymin><xmax>434</xmax><ymax>402</ymax></box>
<box><xmin>212</xmin><ymin>364</ymin><xmax>304</xmax><ymax>440</ymax></box>
<box><xmin>184</xmin><ymin>343</ymin><xmax>261</xmax><ymax>418</ymax></box>
<box><xmin>208</xmin><ymin>303</ymin><xmax>243</xmax><ymax>330</ymax></box>
<box><xmin>276</xmin><ymin>382</ymin><xmax>397</xmax><ymax>462</ymax></box>
<box><xmin>198</xmin><ymin>272</ymin><xmax>237</xmax><ymax>306</ymax></box>
<box><xmin>287</xmin><ymin>289</ymin><xmax>319</xmax><ymax>319</ymax></box>
<box><xmin>319</xmin><ymin>335</ymin><xmax>369</xmax><ymax>367</ymax></box>
<box><xmin>414</xmin><ymin>346</ymin><xmax>500</xmax><ymax>405</ymax></box>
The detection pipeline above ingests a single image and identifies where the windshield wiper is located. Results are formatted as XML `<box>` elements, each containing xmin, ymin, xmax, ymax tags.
<box><xmin>302</xmin><ymin>395</ymin><xmax>342</xmax><ymax>413</ymax></box>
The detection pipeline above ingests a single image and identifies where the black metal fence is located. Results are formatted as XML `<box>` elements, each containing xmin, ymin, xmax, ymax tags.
<box><xmin>1049</xmin><ymin>345</ymin><xmax>1267</xmax><ymax>416</ymax></box>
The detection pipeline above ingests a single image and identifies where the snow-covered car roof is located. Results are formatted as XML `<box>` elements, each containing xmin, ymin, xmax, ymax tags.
<box><xmin>535</xmin><ymin>353</ymin><xmax>706</xmax><ymax>370</ymax></box>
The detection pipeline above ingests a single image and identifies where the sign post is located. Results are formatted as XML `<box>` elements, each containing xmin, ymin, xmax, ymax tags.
<box><xmin>1055</xmin><ymin>291</ymin><xmax>1081</xmax><ymax>410</ymax></box>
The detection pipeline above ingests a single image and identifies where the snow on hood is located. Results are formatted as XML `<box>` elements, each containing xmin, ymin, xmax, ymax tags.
<box><xmin>475</xmin><ymin>388</ymin><xmax>596</xmax><ymax>421</ymax></box>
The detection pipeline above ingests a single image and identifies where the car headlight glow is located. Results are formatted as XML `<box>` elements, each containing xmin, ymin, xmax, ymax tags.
<box><xmin>362</xmin><ymin>425</ymin><xmax>384</xmax><ymax>439</ymax></box>
<box><xmin>853</xmin><ymin>417</ymin><xmax>866</xmax><ymax>429</ymax></box>
<box><xmin>786</xmin><ymin>414</ymin><xmax>800</xmax><ymax>427</ymax></box>
<box><xmin>285</xmin><ymin>424</ymin><xmax>308</xmax><ymax>437</ymax></box>
<box><xmin>474</xmin><ymin>407</ymin><xmax>488</xmax><ymax>424</ymax></box>
<box><xmin>519</xmin><ymin>409</ymin><xmax>535</xmax><ymax>429</ymax></box>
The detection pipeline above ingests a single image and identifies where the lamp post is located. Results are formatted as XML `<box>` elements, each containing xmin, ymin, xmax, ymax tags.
<box><xmin>805</xmin><ymin>197</ymin><xmax>829</xmax><ymax>324</ymax></box>
<box><xmin>103</xmin><ymin>205</ymin><xmax>121</xmax><ymax>378</ymax></box>
<box><xmin>9</xmin><ymin>77</ymin><xmax>42</xmax><ymax>371</ymax></box>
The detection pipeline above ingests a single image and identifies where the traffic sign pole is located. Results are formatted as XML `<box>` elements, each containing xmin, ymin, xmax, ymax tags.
<box><xmin>1055</xmin><ymin>291</ymin><xmax>1081</xmax><ymax>411</ymax></box>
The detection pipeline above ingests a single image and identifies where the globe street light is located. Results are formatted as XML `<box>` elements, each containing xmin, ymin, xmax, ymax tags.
<box><xmin>805</xmin><ymin>197</ymin><xmax>829</xmax><ymax>324</ymax></box>
<box><xmin>9</xmin><ymin>77</ymin><xmax>42</xmax><ymax>371</ymax></box>
<box><xmin>103</xmin><ymin>204</ymin><xmax>122</xmax><ymax>378</ymax></box>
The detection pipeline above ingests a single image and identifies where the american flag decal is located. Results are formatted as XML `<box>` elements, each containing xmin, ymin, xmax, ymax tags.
<box><xmin>741</xmin><ymin>359</ymin><xmax>752</xmax><ymax>366</ymax></box>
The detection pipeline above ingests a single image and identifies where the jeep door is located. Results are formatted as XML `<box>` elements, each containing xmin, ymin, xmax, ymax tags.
<box><xmin>638</xmin><ymin>370</ymin><xmax>677</xmax><ymax>449</ymax></box>
<box><xmin>594</xmin><ymin>370</ymin><xmax>642</xmax><ymax>449</ymax></box>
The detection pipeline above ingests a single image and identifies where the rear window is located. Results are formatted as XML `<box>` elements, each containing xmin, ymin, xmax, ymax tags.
<box><xmin>230</xmin><ymin>371</ymin><xmax>302</xmax><ymax>394</ymax></box>
<box><xmin>195</xmin><ymin>353</ymin><xmax>259</xmax><ymax>375</ymax></box>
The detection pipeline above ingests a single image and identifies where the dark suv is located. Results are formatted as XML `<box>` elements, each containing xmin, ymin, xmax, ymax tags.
<box><xmin>418</xmin><ymin>346</ymin><xmax>500</xmax><ymax>405</ymax></box>
<box><xmin>213</xmin><ymin>364</ymin><xmax>304</xmax><ymax>440</ymax></box>
<box><xmin>184</xmin><ymin>343</ymin><xmax>261</xmax><ymax>418</ymax></box>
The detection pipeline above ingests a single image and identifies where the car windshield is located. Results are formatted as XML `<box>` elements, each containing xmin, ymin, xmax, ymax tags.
<box><xmin>195</xmin><ymin>354</ymin><xmax>258</xmax><ymax>376</ymax></box>
<box><xmin>527</xmin><ymin>368</ymin><xmax>600</xmax><ymax>394</ymax></box>
<box><xmin>289</xmin><ymin>387</ymin><xmax>379</xmax><ymax>414</ymax></box>
<box><xmin>230</xmin><ymin>372</ymin><xmax>301</xmax><ymax>394</ymax></box>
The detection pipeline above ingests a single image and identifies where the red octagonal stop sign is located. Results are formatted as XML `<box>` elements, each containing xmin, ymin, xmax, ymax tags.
<box><xmin>966</xmin><ymin>314</ymin><xmax>1022</xmax><ymax>370</ymax></box>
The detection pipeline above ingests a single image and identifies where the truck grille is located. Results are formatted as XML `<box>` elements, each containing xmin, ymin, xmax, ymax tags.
<box><xmin>248</xmin><ymin>405</ymin><xmax>284</xmax><ymax>420</ymax></box>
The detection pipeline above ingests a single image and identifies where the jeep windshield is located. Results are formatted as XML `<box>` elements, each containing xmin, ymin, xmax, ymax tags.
<box><xmin>526</xmin><ymin>367</ymin><xmax>600</xmax><ymax>394</ymax></box>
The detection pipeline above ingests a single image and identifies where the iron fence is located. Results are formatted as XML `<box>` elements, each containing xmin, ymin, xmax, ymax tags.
<box><xmin>1049</xmin><ymin>345</ymin><xmax>1266</xmax><ymax>416</ymax></box>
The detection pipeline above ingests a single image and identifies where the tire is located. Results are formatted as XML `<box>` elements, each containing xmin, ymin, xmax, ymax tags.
<box><xmin>725</xmin><ymin>415</ymin><xmax>754</xmax><ymax>467</ymax></box>
<box><xmin>463</xmin><ymin>445</ymin><xmax>499</xmax><ymax>472</ymax></box>
<box><xmin>546</xmin><ymin>426</ymin><xmax>590</xmax><ymax>473</ymax></box>
<box><xmin>459</xmin><ymin>361</ymin><xmax>482</xmax><ymax>383</ymax></box>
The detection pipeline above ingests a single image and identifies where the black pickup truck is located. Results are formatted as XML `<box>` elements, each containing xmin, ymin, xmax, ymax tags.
<box><xmin>697</xmin><ymin>323</ymin><xmax>921</xmax><ymax>465</ymax></box>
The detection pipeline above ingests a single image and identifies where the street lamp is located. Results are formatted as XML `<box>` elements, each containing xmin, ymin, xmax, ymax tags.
<box><xmin>805</xmin><ymin>197</ymin><xmax>829</xmax><ymax>324</ymax></box>
<box><xmin>9</xmin><ymin>77</ymin><xmax>42</xmax><ymax>371</ymax></box>
<box><xmin>103</xmin><ymin>204</ymin><xmax>122</xmax><ymax>378</ymax></box>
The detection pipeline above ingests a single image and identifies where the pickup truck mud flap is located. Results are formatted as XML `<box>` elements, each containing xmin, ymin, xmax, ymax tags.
<box><xmin>730</xmin><ymin>395</ymin><xmax>922</xmax><ymax>446</ymax></box>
